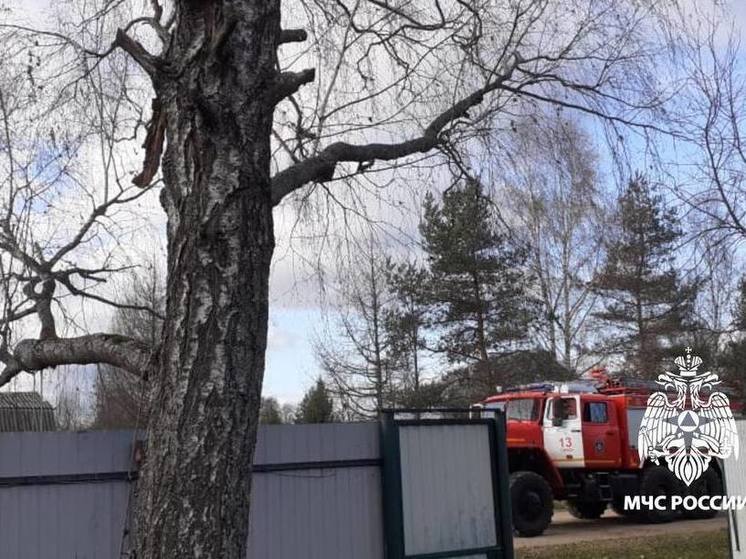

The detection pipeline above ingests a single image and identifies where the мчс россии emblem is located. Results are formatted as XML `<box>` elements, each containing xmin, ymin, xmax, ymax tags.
<box><xmin>638</xmin><ymin>348</ymin><xmax>739</xmax><ymax>486</ymax></box>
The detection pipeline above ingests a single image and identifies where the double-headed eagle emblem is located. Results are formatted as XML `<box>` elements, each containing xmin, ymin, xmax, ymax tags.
<box><xmin>638</xmin><ymin>348</ymin><xmax>739</xmax><ymax>486</ymax></box>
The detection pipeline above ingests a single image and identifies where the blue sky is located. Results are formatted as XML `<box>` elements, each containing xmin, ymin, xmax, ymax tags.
<box><xmin>265</xmin><ymin>308</ymin><xmax>323</xmax><ymax>403</ymax></box>
<box><xmin>259</xmin><ymin>1</ymin><xmax>746</xmax><ymax>405</ymax></box>
<box><xmin>11</xmin><ymin>0</ymin><xmax>746</xmax><ymax>409</ymax></box>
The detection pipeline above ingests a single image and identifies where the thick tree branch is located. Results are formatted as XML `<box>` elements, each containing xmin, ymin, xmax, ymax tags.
<box><xmin>270</xmin><ymin>55</ymin><xmax>519</xmax><ymax>205</ymax></box>
<box><xmin>23</xmin><ymin>279</ymin><xmax>57</xmax><ymax>339</ymax></box>
<box><xmin>0</xmin><ymin>333</ymin><xmax>152</xmax><ymax>387</ymax></box>
<box><xmin>115</xmin><ymin>29</ymin><xmax>161</xmax><ymax>78</ymax></box>
<box><xmin>279</xmin><ymin>29</ymin><xmax>308</xmax><ymax>44</ymax></box>
<box><xmin>267</xmin><ymin>69</ymin><xmax>316</xmax><ymax>106</ymax></box>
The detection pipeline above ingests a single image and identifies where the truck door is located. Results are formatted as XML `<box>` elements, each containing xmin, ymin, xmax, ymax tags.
<box><xmin>543</xmin><ymin>395</ymin><xmax>585</xmax><ymax>468</ymax></box>
<box><xmin>581</xmin><ymin>399</ymin><xmax>622</xmax><ymax>469</ymax></box>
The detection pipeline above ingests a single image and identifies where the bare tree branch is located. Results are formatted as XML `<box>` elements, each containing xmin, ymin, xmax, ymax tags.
<box><xmin>0</xmin><ymin>333</ymin><xmax>152</xmax><ymax>388</ymax></box>
<box><xmin>133</xmin><ymin>98</ymin><xmax>167</xmax><ymax>187</ymax></box>
<box><xmin>279</xmin><ymin>29</ymin><xmax>308</xmax><ymax>44</ymax></box>
<box><xmin>114</xmin><ymin>28</ymin><xmax>162</xmax><ymax>78</ymax></box>
<box><xmin>271</xmin><ymin>54</ymin><xmax>519</xmax><ymax>204</ymax></box>
<box><xmin>267</xmin><ymin>69</ymin><xmax>316</xmax><ymax>106</ymax></box>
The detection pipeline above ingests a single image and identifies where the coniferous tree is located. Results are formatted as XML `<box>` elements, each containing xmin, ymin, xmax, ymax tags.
<box><xmin>733</xmin><ymin>277</ymin><xmax>746</xmax><ymax>331</ymax></box>
<box><xmin>717</xmin><ymin>277</ymin><xmax>746</xmax><ymax>405</ymax></box>
<box><xmin>296</xmin><ymin>379</ymin><xmax>336</xmax><ymax>423</ymax></box>
<box><xmin>593</xmin><ymin>175</ymin><xmax>698</xmax><ymax>375</ymax></box>
<box><xmin>258</xmin><ymin>397</ymin><xmax>283</xmax><ymax>424</ymax></box>
<box><xmin>420</xmin><ymin>180</ymin><xmax>537</xmax><ymax>365</ymax></box>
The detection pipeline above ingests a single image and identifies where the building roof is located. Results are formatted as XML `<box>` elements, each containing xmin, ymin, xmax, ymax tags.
<box><xmin>0</xmin><ymin>392</ymin><xmax>57</xmax><ymax>432</ymax></box>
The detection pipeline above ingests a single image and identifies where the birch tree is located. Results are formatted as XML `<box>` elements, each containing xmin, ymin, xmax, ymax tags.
<box><xmin>502</xmin><ymin>116</ymin><xmax>606</xmax><ymax>372</ymax></box>
<box><xmin>0</xmin><ymin>0</ymin><xmax>708</xmax><ymax>556</ymax></box>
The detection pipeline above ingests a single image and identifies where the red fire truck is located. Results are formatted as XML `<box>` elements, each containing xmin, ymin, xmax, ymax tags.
<box><xmin>478</xmin><ymin>370</ymin><xmax>737</xmax><ymax>537</ymax></box>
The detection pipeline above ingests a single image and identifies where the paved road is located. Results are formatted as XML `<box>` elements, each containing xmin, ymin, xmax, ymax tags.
<box><xmin>513</xmin><ymin>510</ymin><xmax>728</xmax><ymax>549</ymax></box>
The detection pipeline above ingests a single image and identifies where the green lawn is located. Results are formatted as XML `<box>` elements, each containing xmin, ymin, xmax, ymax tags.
<box><xmin>516</xmin><ymin>529</ymin><xmax>729</xmax><ymax>559</ymax></box>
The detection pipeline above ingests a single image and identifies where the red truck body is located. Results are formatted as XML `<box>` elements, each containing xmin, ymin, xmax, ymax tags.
<box><xmin>478</xmin><ymin>372</ymin><xmax>739</xmax><ymax>536</ymax></box>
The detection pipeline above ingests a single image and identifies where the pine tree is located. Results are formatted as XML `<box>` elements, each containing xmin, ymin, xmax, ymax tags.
<box><xmin>593</xmin><ymin>175</ymin><xmax>698</xmax><ymax>375</ymax></box>
<box><xmin>296</xmin><ymin>379</ymin><xmax>336</xmax><ymax>423</ymax></box>
<box><xmin>717</xmin><ymin>277</ymin><xmax>746</xmax><ymax>403</ymax></box>
<box><xmin>420</xmin><ymin>180</ymin><xmax>537</xmax><ymax>364</ymax></box>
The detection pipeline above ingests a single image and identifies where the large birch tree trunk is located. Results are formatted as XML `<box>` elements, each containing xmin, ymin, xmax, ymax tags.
<box><xmin>133</xmin><ymin>2</ymin><xmax>280</xmax><ymax>556</ymax></box>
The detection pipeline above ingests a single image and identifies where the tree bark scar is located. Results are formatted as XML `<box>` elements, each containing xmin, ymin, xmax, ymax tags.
<box><xmin>133</xmin><ymin>98</ymin><xmax>167</xmax><ymax>188</ymax></box>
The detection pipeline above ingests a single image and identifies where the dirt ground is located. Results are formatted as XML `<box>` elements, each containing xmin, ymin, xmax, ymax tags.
<box><xmin>513</xmin><ymin>510</ymin><xmax>728</xmax><ymax>550</ymax></box>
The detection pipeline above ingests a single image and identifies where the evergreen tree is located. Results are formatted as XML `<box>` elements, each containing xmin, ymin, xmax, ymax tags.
<box><xmin>296</xmin><ymin>379</ymin><xmax>336</xmax><ymax>423</ymax></box>
<box><xmin>593</xmin><ymin>175</ymin><xmax>698</xmax><ymax>376</ymax></box>
<box><xmin>734</xmin><ymin>277</ymin><xmax>746</xmax><ymax>331</ymax></box>
<box><xmin>420</xmin><ymin>180</ymin><xmax>536</xmax><ymax>364</ymax></box>
<box><xmin>717</xmin><ymin>277</ymin><xmax>746</xmax><ymax>405</ymax></box>
<box><xmin>258</xmin><ymin>397</ymin><xmax>283</xmax><ymax>424</ymax></box>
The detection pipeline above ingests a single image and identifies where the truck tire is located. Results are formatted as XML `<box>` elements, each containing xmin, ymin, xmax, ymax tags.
<box><xmin>567</xmin><ymin>499</ymin><xmax>607</xmax><ymax>520</ymax></box>
<box><xmin>683</xmin><ymin>468</ymin><xmax>721</xmax><ymax>520</ymax></box>
<box><xmin>611</xmin><ymin>497</ymin><xmax>634</xmax><ymax>517</ymax></box>
<box><xmin>639</xmin><ymin>465</ymin><xmax>681</xmax><ymax>523</ymax></box>
<box><xmin>510</xmin><ymin>471</ymin><xmax>553</xmax><ymax>537</ymax></box>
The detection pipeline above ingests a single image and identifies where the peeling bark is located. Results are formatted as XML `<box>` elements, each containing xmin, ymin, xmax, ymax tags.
<box><xmin>133</xmin><ymin>98</ymin><xmax>167</xmax><ymax>188</ymax></box>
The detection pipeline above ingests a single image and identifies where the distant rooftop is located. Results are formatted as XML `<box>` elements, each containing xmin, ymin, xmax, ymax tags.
<box><xmin>0</xmin><ymin>392</ymin><xmax>57</xmax><ymax>432</ymax></box>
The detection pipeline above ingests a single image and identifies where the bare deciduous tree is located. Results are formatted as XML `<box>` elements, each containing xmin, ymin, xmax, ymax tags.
<box><xmin>55</xmin><ymin>382</ymin><xmax>86</xmax><ymax>430</ymax></box>
<box><xmin>0</xmin><ymin>0</ymin><xmax>709</xmax><ymax>556</ymax></box>
<box><xmin>671</xmin><ymin>15</ymin><xmax>746</xmax><ymax>261</ymax></box>
<box><xmin>316</xmin><ymin>249</ymin><xmax>395</xmax><ymax>418</ymax></box>
<box><xmin>94</xmin><ymin>264</ymin><xmax>164</xmax><ymax>429</ymax></box>
<box><xmin>501</xmin><ymin>115</ymin><xmax>606</xmax><ymax>372</ymax></box>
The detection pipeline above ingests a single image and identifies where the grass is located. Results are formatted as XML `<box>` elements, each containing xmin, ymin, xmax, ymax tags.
<box><xmin>516</xmin><ymin>529</ymin><xmax>729</xmax><ymax>559</ymax></box>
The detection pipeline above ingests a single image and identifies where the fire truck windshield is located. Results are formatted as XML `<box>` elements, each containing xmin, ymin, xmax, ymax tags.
<box><xmin>485</xmin><ymin>398</ymin><xmax>539</xmax><ymax>421</ymax></box>
<box><xmin>506</xmin><ymin>398</ymin><xmax>539</xmax><ymax>421</ymax></box>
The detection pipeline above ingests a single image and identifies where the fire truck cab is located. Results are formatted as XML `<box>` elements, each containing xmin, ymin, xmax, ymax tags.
<box><xmin>479</xmin><ymin>373</ymin><xmax>727</xmax><ymax>537</ymax></box>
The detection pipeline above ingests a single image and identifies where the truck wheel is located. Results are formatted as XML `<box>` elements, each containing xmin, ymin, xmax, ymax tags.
<box><xmin>567</xmin><ymin>500</ymin><xmax>607</xmax><ymax>520</ymax></box>
<box><xmin>510</xmin><ymin>471</ymin><xmax>553</xmax><ymax>537</ymax></box>
<box><xmin>639</xmin><ymin>466</ymin><xmax>681</xmax><ymax>523</ymax></box>
<box><xmin>611</xmin><ymin>497</ymin><xmax>634</xmax><ymax>517</ymax></box>
<box><xmin>683</xmin><ymin>468</ymin><xmax>721</xmax><ymax>520</ymax></box>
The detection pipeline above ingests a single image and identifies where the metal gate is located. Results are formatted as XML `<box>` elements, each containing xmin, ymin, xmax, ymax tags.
<box><xmin>381</xmin><ymin>412</ymin><xmax>514</xmax><ymax>559</ymax></box>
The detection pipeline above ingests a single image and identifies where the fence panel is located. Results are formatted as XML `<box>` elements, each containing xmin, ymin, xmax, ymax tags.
<box><xmin>399</xmin><ymin>424</ymin><xmax>497</xmax><ymax>555</ymax></box>
<box><xmin>726</xmin><ymin>418</ymin><xmax>746</xmax><ymax>559</ymax></box>
<box><xmin>0</xmin><ymin>417</ymin><xmax>511</xmax><ymax>559</ymax></box>
<box><xmin>248</xmin><ymin>422</ymin><xmax>384</xmax><ymax>559</ymax></box>
<box><xmin>0</xmin><ymin>430</ymin><xmax>137</xmax><ymax>559</ymax></box>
